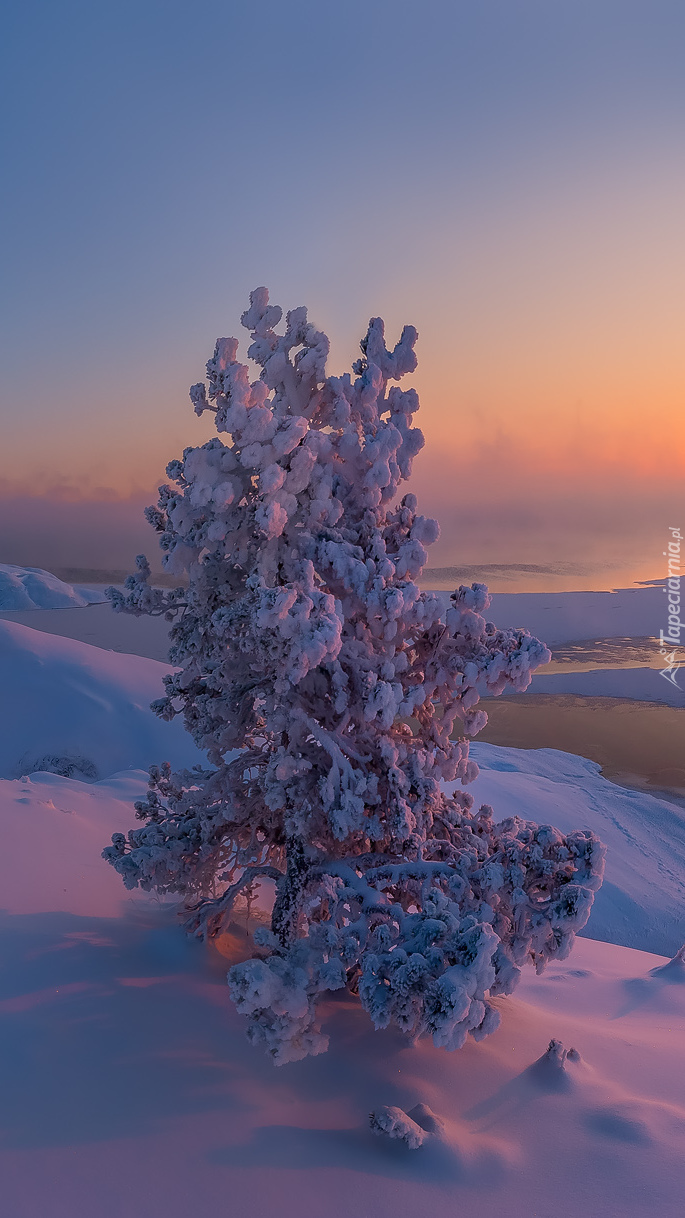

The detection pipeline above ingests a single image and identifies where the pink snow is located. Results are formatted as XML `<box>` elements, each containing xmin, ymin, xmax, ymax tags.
<box><xmin>0</xmin><ymin>563</ymin><xmax>106</xmax><ymax>610</ymax></box>
<box><xmin>0</xmin><ymin>618</ymin><xmax>202</xmax><ymax>781</ymax></box>
<box><xmin>0</xmin><ymin>787</ymin><xmax>683</xmax><ymax>1218</ymax></box>
<box><xmin>0</xmin><ymin>652</ymin><xmax>683</xmax><ymax>1212</ymax></box>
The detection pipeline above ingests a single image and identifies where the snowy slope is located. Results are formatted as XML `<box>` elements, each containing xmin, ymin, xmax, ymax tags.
<box><xmin>0</xmin><ymin>864</ymin><xmax>683</xmax><ymax>1217</ymax></box>
<box><xmin>3</xmin><ymin>587</ymin><xmax>673</xmax><ymax>675</ymax></box>
<box><xmin>0</xmin><ymin>657</ymin><xmax>684</xmax><ymax>1213</ymax></box>
<box><xmin>467</xmin><ymin>743</ymin><xmax>685</xmax><ymax>957</ymax></box>
<box><xmin>0</xmin><ymin>563</ymin><xmax>106</xmax><ymax>610</ymax></box>
<box><xmin>3</xmin><ymin>743</ymin><xmax>683</xmax><ymax>956</ymax></box>
<box><xmin>0</xmin><ymin>619</ymin><xmax>203</xmax><ymax>780</ymax></box>
<box><xmin>0</xmin><ymin>769</ymin><xmax>150</xmax><ymax>917</ymax></box>
<box><xmin>1</xmin><ymin>617</ymin><xmax>682</xmax><ymax>953</ymax></box>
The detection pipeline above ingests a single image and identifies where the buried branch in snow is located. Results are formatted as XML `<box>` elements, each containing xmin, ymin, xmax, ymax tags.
<box><xmin>103</xmin><ymin>289</ymin><xmax>605</xmax><ymax>1063</ymax></box>
<box><xmin>369</xmin><ymin>1106</ymin><xmax>429</xmax><ymax>1150</ymax></box>
<box><xmin>370</xmin><ymin>1102</ymin><xmax>446</xmax><ymax>1150</ymax></box>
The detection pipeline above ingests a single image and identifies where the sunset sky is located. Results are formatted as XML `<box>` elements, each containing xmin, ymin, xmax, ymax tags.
<box><xmin>1</xmin><ymin>1</ymin><xmax>683</xmax><ymax>588</ymax></box>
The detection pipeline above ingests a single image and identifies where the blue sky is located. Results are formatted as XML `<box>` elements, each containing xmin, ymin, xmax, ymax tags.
<box><xmin>1</xmin><ymin>1</ymin><xmax>684</xmax><ymax>585</ymax></box>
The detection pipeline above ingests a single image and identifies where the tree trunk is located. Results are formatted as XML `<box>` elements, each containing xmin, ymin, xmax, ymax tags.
<box><xmin>271</xmin><ymin>836</ymin><xmax>310</xmax><ymax>947</ymax></box>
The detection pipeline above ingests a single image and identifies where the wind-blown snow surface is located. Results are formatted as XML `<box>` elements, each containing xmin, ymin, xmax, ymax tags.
<box><xmin>0</xmin><ymin>619</ymin><xmax>202</xmax><ymax>780</ymax></box>
<box><xmin>0</xmin><ymin>619</ymin><xmax>682</xmax><ymax>951</ymax></box>
<box><xmin>1</xmin><ymin>624</ymin><xmax>684</xmax><ymax>1213</ymax></box>
<box><xmin>0</xmin><ymin>564</ymin><xmax>106</xmax><ymax>610</ymax></box>
<box><xmin>0</xmin><ymin>771</ymin><xmax>150</xmax><ymax>916</ymax></box>
<box><xmin>0</xmin><ymin>792</ymin><xmax>683</xmax><ymax>1218</ymax></box>
<box><xmin>467</xmin><ymin>744</ymin><xmax>685</xmax><ymax>957</ymax></box>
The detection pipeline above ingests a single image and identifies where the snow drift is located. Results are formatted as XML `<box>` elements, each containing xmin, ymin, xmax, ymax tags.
<box><xmin>0</xmin><ymin>619</ymin><xmax>203</xmax><ymax>781</ymax></box>
<box><xmin>1</xmin><ymin>618</ymin><xmax>682</xmax><ymax>956</ymax></box>
<box><xmin>0</xmin><ymin>618</ymin><xmax>683</xmax><ymax>1213</ymax></box>
<box><xmin>0</xmin><ymin>855</ymin><xmax>683</xmax><ymax>1218</ymax></box>
<box><xmin>467</xmin><ymin>743</ymin><xmax>685</xmax><ymax>957</ymax></box>
<box><xmin>0</xmin><ymin>563</ymin><xmax>106</xmax><ymax>610</ymax></box>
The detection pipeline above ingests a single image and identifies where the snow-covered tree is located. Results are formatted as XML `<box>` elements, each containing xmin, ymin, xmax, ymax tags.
<box><xmin>104</xmin><ymin>288</ymin><xmax>605</xmax><ymax>1063</ymax></box>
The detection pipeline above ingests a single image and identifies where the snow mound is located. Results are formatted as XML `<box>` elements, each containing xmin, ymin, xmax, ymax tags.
<box><xmin>464</xmin><ymin>1018</ymin><xmax>685</xmax><ymax>1158</ymax></box>
<box><xmin>369</xmin><ymin>1105</ymin><xmax>427</xmax><ymax>1149</ymax></box>
<box><xmin>466</xmin><ymin>742</ymin><xmax>685</xmax><ymax>956</ymax></box>
<box><xmin>0</xmin><ymin>564</ymin><xmax>106</xmax><ymax>610</ymax></box>
<box><xmin>0</xmin><ymin>769</ymin><xmax>150</xmax><ymax>916</ymax></box>
<box><xmin>650</xmin><ymin>944</ymin><xmax>685</xmax><ymax>982</ymax></box>
<box><xmin>1</xmin><ymin>617</ymin><xmax>682</xmax><ymax>957</ymax></box>
<box><xmin>369</xmin><ymin>1099</ymin><xmax>511</xmax><ymax>1173</ymax></box>
<box><xmin>0</xmin><ymin>751</ymin><xmax>685</xmax><ymax>1213</ymax></box>
<box><xmin>0</xmin><ymin>619</ymin><xmax>203</xmax><ymax>781</ymax></box>
<box><xmin>0</xmin><ymin>894</ymin><xmax>683</xmax><ymax>1218</ymax></box>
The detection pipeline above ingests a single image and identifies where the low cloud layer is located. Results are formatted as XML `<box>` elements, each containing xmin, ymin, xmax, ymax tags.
<box><xmin>0</xmin><ymin>462</ymin><xmax>674</xmax><ymax>593</ymax></box>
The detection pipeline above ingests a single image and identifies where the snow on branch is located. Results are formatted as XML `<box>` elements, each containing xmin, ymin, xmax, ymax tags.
<box><xmin>103</xmin><ymin>289</ymin><xmax>605</xmax><ymax>1063</ymax></box>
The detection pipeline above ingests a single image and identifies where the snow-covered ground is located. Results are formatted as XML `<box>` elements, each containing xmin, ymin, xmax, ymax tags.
<box><xmin>435</xmin><ymin>583</ymin><xmax>668</xmax><ymax>645</ymax></box>
<box><xmin>0</xmin><ymin>619</ymin><xmax>202</xmax><ymax>780</ymax></box>
<box><xmin>0</xmin><ymin>564</ymin><xmax>106</xmax><ymax>610</ymax></box>
<box><xmin>0</xmin><ymin>770</ymin><xmax>150</xmax><ymax>917</ymax></box>
<box><xmin>527</xmin><ymin>665</ymin><xmax>684</xmax><ymax>706</ymax></box>
<box><xmin>5</xmin><ymin>578</ymin><xmax>680</xmax><ymax>703</ymax></box>
<box><xmin>1</xmin><ymin>617</ymin><xmax>682</xmax><ymax>952</ymax></box>
<box><xmin>1</xmin><ymin>605</ymin><xmax>684</xmax><ymax>1215</ymax></box>
<box><xmin>3</xmin><ymin>580</ymin><xmax>669</xmax><ymax>645</ymax></box>
<box><xmin>468</xmin><ymin>744</ymin><xmax>685</xmax><ymax>957</ymax></box>
<box><xmin>0</xmin><ymin>812</ymin><xmax>683</xmax><ymax>1217</ymax></box>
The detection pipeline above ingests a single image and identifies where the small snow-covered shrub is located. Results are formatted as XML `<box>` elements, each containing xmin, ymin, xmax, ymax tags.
<box><xmin>19</xmin><ymin>753</ymin><xmax>98</xmax><ymax>781</ymax></box>
<box><xmin>370</xmin><ymin>1106</ymin><xmax>426</xmax><ymax>1149</ymax></box>
<box><xmin>104</xmin><ymin>289</ymin><xmax>605</xmax><ymax>1063</ymax></box>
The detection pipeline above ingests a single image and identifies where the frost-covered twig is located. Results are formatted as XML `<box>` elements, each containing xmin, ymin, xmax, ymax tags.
<box><xmin>184</xmin><ymin>864</ymin><xmax>284</xmax><ymax>938</ymax></box>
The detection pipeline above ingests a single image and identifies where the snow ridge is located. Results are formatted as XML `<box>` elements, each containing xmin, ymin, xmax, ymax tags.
<box><xmin>0</xmin><ymin>563</ymin><xmax>106</xmax><ymax>610</ymax></box>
